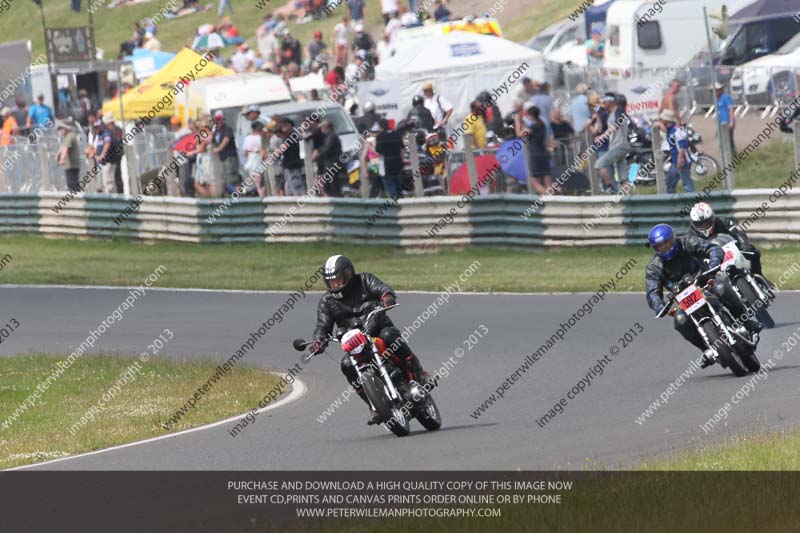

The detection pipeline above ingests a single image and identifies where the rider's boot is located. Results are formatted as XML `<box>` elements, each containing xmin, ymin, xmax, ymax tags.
<box><xmin>404</xmin><ymin>353</ymin><xmax>432</xmax><ymax>387</ymax></box>
<box><xmin>356</xmin><ymin>387</ymin><xmax>382</xmax><ymax>425</ymax></box>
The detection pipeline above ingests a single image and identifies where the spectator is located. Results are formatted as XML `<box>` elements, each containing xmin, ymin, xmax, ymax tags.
<box><xmin>524</xmin><ymin>106</ymin><xmax>553</xmax><ymax>195</ymax></box>
<box><xmin>399</xmin><ymin>5</ymin><xmax>420</xmax><ymax>27</ymax></box>
<box><xmin>434</xmin><ymin>0</ymin><xmax>451</xmax><ymax>21</ymax></box>
<box><xmin>333</xmin><ymin>15</ymin><xmax>350</xmax><ymax>67</ymax></box>
<box><xmin>191</xmin><ymin>117</ymin><xmax>215</xmax><ymax>197</ymax></box>
<box><xmin>314</xmin><ymin>120</ymin><xmax>344</xmax><ymax>196</ymax></box>
<box><xmin>355</xmin><ymin>100</ymin><xmax>380</xmax><ymax>136</ymax></box>
<box><xmin>93</xmin><ymin>118</ymin><xmax>116</xmax><ymax>193</ymax></box>
<box><xmin>589</xmin><ymin>93</ymin><xmax>614</xmax><ymax>190</ymax></box>
<box><xmin>715</xmin><ymin>82</ymin><xmax>735</xmax><ymax>155</ymax></box>
<box><xmin>102</xmin><ymin>112</ymin><xmax>126</xmax><ymax>193</ymax></box>
<box><xmin>594</xmin><ymin>93</ymin><xmax>630</xmax><ymax>193</ymax></box>
<box><xmin>265</xmin><ymin>119</ymin><xmax>284</xmax><ymax>195</ymax></box>
<box><xmin>361</xmin><ymin>123</ymin><xmax>384</xmax><ymax>197</ymax></box>
<box><xmin>143</xmin><ymin>32</ymin><xmax>161</xmax><ymax>52</ymax></box>
<box><xmin>306</xmin><ymin>30</ymin><xmax>328</xmax><ymax>66</ymax></box>
<box><xmin>477</xmin><ymin>91</ymin><xmax>503</xmax><ymax>137</ymax></box>
<box><xmin>352</xmin><ymin>23</ymin><xmax>374</xmax><ymax>53</ymax></box>
<box><xmin>586</xmin><ymin>29</ymin><xmax>604</xmax><ymax>67</ymax></box>
<box><xmin>325</xmin><ymin>66</ymin><xmax>346</xmax><ymax>99</ymax></box>
<box><xmin>231</xmin><ymin>44</ymin><xmax>254</xmax><ymax>73</ymax></box>
<box><xmin>385</xmin><ymin>11</ymin><xmax>403</xmax><ymax>42</ymax></box>
<box><xmin>242</xmin><ymin>104</ymin><xmax>263</xmax><ymax>128</ymax></box>
<box><xmin>550</xmin><ymin>108</ymin><xmax>574</xmax><ymax>142</ymax></box>
<box><xmin>217</xmin><ymin>0</ymin><xmax>232</xmax><ymax>17</ymax></box>
<box><xmin>309</xmin><ymin>89</ymin><xmax>321</xmax><ymax>101</ymax></box>
<box><xmin>1</xmin><ymin>107</ymin><xmax>19</xmax><ymax>146</ymax></box>
<box><xmin>381</xmin><ymin>0</ymin><xmax>399</xmax><ymax>25</ymax></box>
<box><xmin>407</xmin><ymin>94</ymin><xmax>435</xmax><ymax>132</ymax></box>
<box><xmin>347</xmin><ymin>0</ymin><xmax>366</xmax><ymax>25</ymax></box>
<box><xmin>257</xmin><ymin>23</ymin><xmax>281</xmax><ymax>68</ymax></box>
<box><xmin>659</xmin><ymin>79</ymin><xmax>683</xmax><ymax>126</ymax></box>
<box><xmin>211</xmin><ymin>110</ymin><xmax>241</xmax><ymax>196</ymax></box>
<box><xmin>530</xmin><ymin>81</ymin><xmax>554</xmax><ymax>136</ymax></box>
<box><xmin>243</xmin><ymin>121</ymin><xmax>266</xmax><ymax>197</ymax></box>
<box><xmin>279</xmin><ymin>29</ymin><xmax>302</xmax><ymax>67</ymax></box>
<box><xmin>11</xmin><ymin>97</ymin><xmax>28</xmax><ymax>137</ymax></box>
<box><xmin>27</xmin><ymin>93</ymin><xmax>54</xmax><ymax>131</ymax></box>
<box><xmin>374</xmin><ymin>118</ymin><xmax>404</xmax><ymax>196</ymax></box>
<box><xmin>56</xmin><ymin>118</ymin><xmax>81</xmax><ymax>192</ymax></box>
<box><xmin>76</xmin><ymin>89</ymin><xmax>93</xmax><ymax>129</ymax></box>
<box><xmin>659</xmin><ymin>109</ymin><xmax>694</xmax><ymax>194</ymax></box>
<box><xmin>345</xmin><ymin>51</ymin><xmax>366</xmax><ymax>85</ymax></box>
<box><xmin>376</xmin><ymin>30</ymin><xmax>392</xmax><ymax>63</ymax></box>
<box><xmin>219</xmin><ymin>17</ymin><xmax>244</xmax><ymax>46</ymax></box>
<box><xmin>422</xmin><ymin>82</ymin><xmax>453</xmax><ymax>133</ymax></box>
<box><xmin>464</xmin><ymin>100</ymin><xmax>488</xmax><ymax>149</ymax></box>
<box><xmin>516</xmin><ymin>77</ymin><xmax>537</xmax><ymax>101</ymax></box>
<box><xmin>570</xmin><ymin>83</ymin><xmax>592</xmax><ymax>134</ymax></box>
<box><xmin>277</xmin><ymin>118</ymin><xmax>306</xmax><ymax>195</ymax></box>
<box><xmin>172</xmin><ymin>116</ymin><xmax>195</xmax><ymax>197</ymax></box>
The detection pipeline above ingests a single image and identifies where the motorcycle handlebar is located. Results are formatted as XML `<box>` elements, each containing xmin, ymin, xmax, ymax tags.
<box><xmin>655</xmin><ymin>266</ymin><xmax>720</xmax><ymax>319</ymax></box>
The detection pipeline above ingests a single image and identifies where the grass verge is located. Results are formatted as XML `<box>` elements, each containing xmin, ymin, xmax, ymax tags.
<box><xmin>0</xmin><ymin>353</ymin><xmax>281</xmax><ymax>469</ymax></box>
<box><xmin>1</xmin><ymin>235</ymin><xmax>799</xmax><ymax>292</ymax></box>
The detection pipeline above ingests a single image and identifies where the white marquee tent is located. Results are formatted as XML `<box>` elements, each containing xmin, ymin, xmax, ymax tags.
<box><xmin>373</xmin><ymin>31</ymin><xmax>546</xmax><ymax>131</ymax></box>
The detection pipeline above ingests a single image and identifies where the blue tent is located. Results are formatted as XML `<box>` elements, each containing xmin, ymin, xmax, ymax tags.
<box><xmin>732</xmin><ymin>0</ymin><xmax>800</xmax><ymax>20</ymax></box>
<box><xmin>124</xmin><ymin>48</ymin><xmax>176</xmax><ymax>80</ymax></box>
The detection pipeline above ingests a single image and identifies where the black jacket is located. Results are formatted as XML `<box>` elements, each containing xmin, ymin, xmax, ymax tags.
<box><xmin>313</xmin><ymin>273</ymin><xmax>396</xmax><ymax>341</ymax></box>
<box><xmin>406</xmin><ymin>104</ymin><xmax>435</xmax><ymax>132</ymax></box>
<box><xmin>687</xmin><ymin>216</ymin><xmax>750</xmax><ymax>247</ymax></box>
<box><xmin>645</xmin><ymin>235</ymin><xmax>724</xmax><ymax>312</ymax></box>
<box><xmin>317</xmin><ymin>129</ymin><xmax>342</xmax><ymax>168</ymax></box>
<box><xmin>355</xmin><ymin>111</ymin><xmax>380</xmax><ymax>135</ymax></box>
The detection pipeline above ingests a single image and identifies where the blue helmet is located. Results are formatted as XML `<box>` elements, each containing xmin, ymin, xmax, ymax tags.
<box><xmin>648</xmin><ymin>223</ymin><xmax>678</xmax><ymax>260</ymax></box>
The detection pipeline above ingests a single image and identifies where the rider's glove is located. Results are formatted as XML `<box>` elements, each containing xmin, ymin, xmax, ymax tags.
<box><xmin>311</xmin><ymin>338</ymin><xmax>325</xmax><ymax>355</ymax></box>
<box><xmin>381</xmin><ymin>293</ymin><xmax>397</xmax><ymax>308</ymax></box>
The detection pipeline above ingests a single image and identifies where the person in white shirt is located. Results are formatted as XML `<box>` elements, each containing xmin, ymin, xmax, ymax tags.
<box><xmin>380</xmin><ymin>0</ymin><xmax>399</xmax><ymax>24</ymax></box>
<box><xmin>242</xmin><ymin>121</ymin><xmax>266</xmax><ymax>197</ymax></box>
<box><xmin>385</xmin><ymin>12</ymin><xmax>403</xmax><ymax>43</ymax></box>
<box><xmin>333</xmin><ymin>15</ymin><xmax>350</xmax><ymax>67</ymax></box>
<box><xmin>231</xmin><ymin>44</ymin><xmax>255</xmax><ymax>73</ymax></box>
<box><xmin>375</xmin><ymin>30</ymin><xmax>392</xmax><ymax>63</ymax></box>
<box><xmin>143</xmin><ymin>32</ymin><xmax>161</xmax><ymax>51</ymax></box>
<box><xmin>422</xmin><ymin>82</ymin><xmax>453</xmax><ymax>132</ymax></box>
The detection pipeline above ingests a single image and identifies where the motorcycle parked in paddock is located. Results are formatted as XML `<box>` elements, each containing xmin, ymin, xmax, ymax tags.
<box><xmin>293</xmin><ymin>304</ymin><xmax>442</xmax><ymax>437</ymax></box>
<box><xmin>711</xmin><ymin>234</ymin><xmax>776</xmax><ymax>329</ymax></box>
<box><xmin>662</xmin><ymin>124</ymin><xmax>719</xmax><ymax>182</ymax></box>
<box><xmin>656</xmin><ymin>266</ymin><xmax>762</xmax><ymax>377</ymax></box>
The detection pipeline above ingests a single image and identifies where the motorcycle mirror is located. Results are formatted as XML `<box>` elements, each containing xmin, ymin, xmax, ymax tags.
<box><xmin>293</xmin><ymin>338</ymin><xmax>308</xmax><ymax>352</ymax></box>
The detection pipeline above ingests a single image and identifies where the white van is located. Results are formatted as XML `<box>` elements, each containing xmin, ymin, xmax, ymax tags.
<box><xmin>602</xmin><ymin>0</ymin><xmax>729</xmax><ymax>78</ymax></box>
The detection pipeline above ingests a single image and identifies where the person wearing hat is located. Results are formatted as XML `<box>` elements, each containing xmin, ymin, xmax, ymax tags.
<box><xmin>658</xmin><ymin>108</ymin><xmax>694</xmax><ymax>194</ymax></box>
<box><xmin>1</xmin><ymin>107</ymin><xmax>19</xmax><ymax>147</ymax></box>
<box><xmin>56</xmin><ymin>118</ymin><xmax>82</xmax><ymax>192</ymax></box>
<box><xmin>715</xmin><ymin>82</ymin><xmax>735</xmax><ymax>155</ymax></box>
<box><xmin>211</xmin><ymin>110</ymin><xmax>241</xmax><ymax>196</ymax></box>
<box><xmin>586</xmin><ymin>29</ymin><xmax>604</xmax><ymax>67</ymax></box>
<box><xmin>26</xmin><ymin>93</ymin><xmax>54</xmax><ymax>131</ymax></box>
<box><xmin>422</xmin><ymin>82</ymin><xmax>453</xmax><ymax>133</ymax></box>
<box><xmin>306</xmin><ymin>30</ymin><xmax>328</xmax><ymax>66</ymax></box>
<box><xmin>243</xmin><ymin>120</ymin><xmax>266</xmax><ymax>197</ymax></box>
<box><xmin>242</xmin><ymin>104</ymin><xmax>263</xmax><ymax>127</ymax></box>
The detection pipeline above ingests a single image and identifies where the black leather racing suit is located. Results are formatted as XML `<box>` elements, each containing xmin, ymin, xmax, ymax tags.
<box><xmin>645</xmin><ymin>235</ymin><xmax>756</xmax><ymax>351</ymax></box>
<box><xmin>687</xmin><ymin>216</ymin><xmax>763</xmax><ymax>276</ymax></box>
<box><xmin>313</xmin><ymin>272</ymin><xmax>424</xmax><ymax>397</ymax></box>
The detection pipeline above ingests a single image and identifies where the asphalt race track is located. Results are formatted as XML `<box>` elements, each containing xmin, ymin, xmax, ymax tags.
<box><xmin>4</xmin><ymin>286</ymin><xmax>800</xmax><ymax>471</ymax></box>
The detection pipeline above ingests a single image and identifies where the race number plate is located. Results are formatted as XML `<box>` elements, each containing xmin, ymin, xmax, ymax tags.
<box><xmin>677</xmin><ymin>284</ymin><xmax>705</xmax><ymax>315</ymax></box>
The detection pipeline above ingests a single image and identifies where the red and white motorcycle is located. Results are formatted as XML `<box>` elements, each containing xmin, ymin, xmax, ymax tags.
<box><xmin>294</xmin><ymin>304</ymin><xmax>441</xmax><ymax>437</ymax></box>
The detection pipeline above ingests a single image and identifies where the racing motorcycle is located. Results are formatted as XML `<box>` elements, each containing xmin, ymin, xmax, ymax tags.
<box><xmin>662</xmin><ymin>124</ymin><xmax>719</xmax><ymax>182</ymax></box>
<box><xmin>656</xmin><ymin>266</ymin><xmax>761</xmax><ymax>377</ymax></box>
<box><xmin>293</xmin><ymin>304</ymin><xmax>442</xmax><ymax>437</ymax></box>
<box><xmin>711</xmin><ymin>234</ymin><xmax>776</xmax><ymax>329</ymax></box>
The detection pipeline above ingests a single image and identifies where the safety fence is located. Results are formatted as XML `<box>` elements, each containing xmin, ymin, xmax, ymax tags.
<box><xmin>4</xmin><ymin>189</ymin><xmax>798</xmax><ymax>247</ymax></box>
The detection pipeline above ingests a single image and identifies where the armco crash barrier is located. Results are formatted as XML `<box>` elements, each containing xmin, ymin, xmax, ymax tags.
<box><xmin>6</xmin><ymin>190</ymin><xmax>799</xmax><ymax>246</ymax></box>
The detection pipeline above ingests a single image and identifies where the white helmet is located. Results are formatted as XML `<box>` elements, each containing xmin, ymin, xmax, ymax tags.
<box><xmin>363</xmin><ymin>100</ymin><xmax>375</xmax><ymax>113</ymax></box>
<box><xmin>689</xmin><ymin>202</ymin><xmax>715</xmax><ymax>237</ymax></box>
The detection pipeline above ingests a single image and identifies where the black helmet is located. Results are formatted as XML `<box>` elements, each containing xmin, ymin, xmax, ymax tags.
<box><xmin>477</xmin><ymin>91</ymin><xmax>491</xmax><ymax>103</ymax></box>
<box><xmin>412</xmin><ymin>95</ymin><xmax>423</xmax><ymax>106</ymax></box>
<box><xmin>323</xmin><ymin>255</ymin><xmax>355</xmax><ymax>295</ymax></box>
<box><xmin>414</xmin><ymin>129</ymin><xmax>427</xmax><ymax>145</ymax></box>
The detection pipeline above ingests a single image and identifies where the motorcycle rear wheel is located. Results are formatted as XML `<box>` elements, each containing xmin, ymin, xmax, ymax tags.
<box><xmin>702</xmin><ymin>321</ymin><xmax>748</xmax><ymax>377</ymax></box>
<box><xmin>691</xmin><ymin>154</ymin><xmax>719</xmax><ymax>181</ymax></box>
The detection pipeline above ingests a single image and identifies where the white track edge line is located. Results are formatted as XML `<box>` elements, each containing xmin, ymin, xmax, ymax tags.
<box><xmin>5</xmin><ymin>374</ymin><xmax>307</xmax><ymax>471</ymax></box>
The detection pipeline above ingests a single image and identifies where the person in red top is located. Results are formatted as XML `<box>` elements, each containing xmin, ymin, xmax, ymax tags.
<box><xmin>324</xmin><ymin>66</ymin><xmax>346</xmax><ymax>102</ymax></box>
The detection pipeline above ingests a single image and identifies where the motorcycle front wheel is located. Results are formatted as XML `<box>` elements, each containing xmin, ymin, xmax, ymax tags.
<box><xmin>735</xmin><ymin>277</ymin><xmax>775</xmax><ymax>329</ymax></box>
<box><xmin>361</xmin><ymin>370</ymin><xmax>410</xmax><ymax>437</ymax></box>
<box><xmin>691</xmin><ymin>154</ymin><xmax>719</xmax><ymax>181</ymax></box>
<box><xmin>416</xmin><ymin>394</ymin><xmax>442</xmax><ymax>431</ymax></box>
<box><xmin>702</xmin><ymin>321</ymin><xmax>749</xmax><ymax>377</ymax></box>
